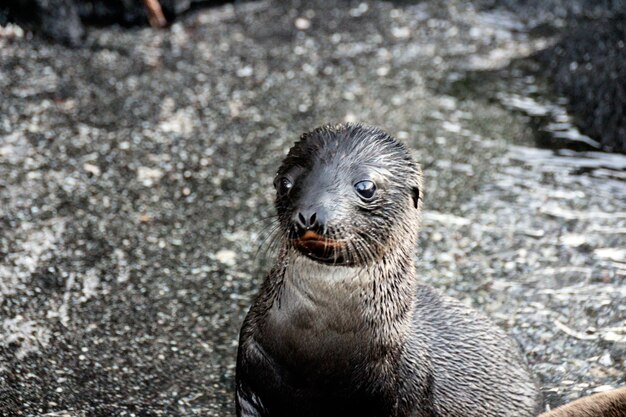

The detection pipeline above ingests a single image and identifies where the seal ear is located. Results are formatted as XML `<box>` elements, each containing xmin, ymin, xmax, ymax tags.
<box><xmin>411</xmin><ymin>186</ymin><xmax>420</xmax><ymax>209</ymax></box>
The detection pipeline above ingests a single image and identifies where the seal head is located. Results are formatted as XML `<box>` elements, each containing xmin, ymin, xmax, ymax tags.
<box><xmin>274</xmin><ymin>123</ymin><xmax>421</xmax><ymax>265</ymax></box>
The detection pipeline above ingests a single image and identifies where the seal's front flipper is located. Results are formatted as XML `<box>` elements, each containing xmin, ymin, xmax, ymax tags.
<box><xmin>235</xmin><ymin>383</ymin><xmax>266</xmax><ymax>417</ymax></box>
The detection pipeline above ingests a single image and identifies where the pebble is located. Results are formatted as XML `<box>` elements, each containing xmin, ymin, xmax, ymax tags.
<box><xmin>83</xmin><ymin>163</ymin><xmax>101</xmax><ymax>177</ymax></box>
<box><xmin>216</xmin><ymin>249</ymin><xmax>237</xmax><ymax>267</ymax></box>
<box><xmin>294</xmin><ymin>17</ymin><xmax>311</xmax><ymax>30</ymax></box>
<box><xmin>598</xmin><ymin>351</ymin><xmax>613</xmax><ymax>367</ymax></box>
<box><xmin>137</xmin><ymin>167</ymin><xmax>164</xmax><ymax>186</ymax></box>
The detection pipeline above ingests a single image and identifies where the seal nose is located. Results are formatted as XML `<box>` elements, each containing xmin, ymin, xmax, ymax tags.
<box><xmin>294</xmin><ymin>209</ymin><xmax>323</xmax><ymax>234</ymax></box>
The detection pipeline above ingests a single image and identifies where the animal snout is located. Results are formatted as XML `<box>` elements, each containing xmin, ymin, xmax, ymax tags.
<box><xmin>293</xmin><ymin>208</ymin><xmax>325</xmax><ymax>234</ymax></box>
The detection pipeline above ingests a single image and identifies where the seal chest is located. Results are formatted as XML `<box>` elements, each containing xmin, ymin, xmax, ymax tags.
<box><xmin>235</xmin><ymin>123</ymin><xmax>542</xmax><ymax>417</ymax></box>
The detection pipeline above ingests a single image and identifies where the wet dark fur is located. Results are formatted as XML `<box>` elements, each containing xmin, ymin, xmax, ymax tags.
<box><xmin>235</xmin><ymin>123</ymin><xmax>542</xmax><ymax>417</ymax></box>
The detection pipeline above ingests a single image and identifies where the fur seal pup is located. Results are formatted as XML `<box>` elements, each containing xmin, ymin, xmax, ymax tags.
<box><xmin>235</xmin><ymin>123</ymin><xmax>542</xmax><ymax>417</ymax></box>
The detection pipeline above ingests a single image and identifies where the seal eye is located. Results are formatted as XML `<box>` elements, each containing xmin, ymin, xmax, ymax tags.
<box><xmin>275</xmin><ymin>177</ymin><xmax>293</xmax><ymax>196</ymax></box>
<box><xmin>355</xmin><ymin>180</ymin><xmax>376</xmax><ymax>200</ymax></box>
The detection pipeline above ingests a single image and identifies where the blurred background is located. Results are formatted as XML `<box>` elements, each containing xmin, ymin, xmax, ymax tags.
<box><xmin>1</xmin><ymin>0</ymin><xmax>625</xmax><ymax>415</ymax></box>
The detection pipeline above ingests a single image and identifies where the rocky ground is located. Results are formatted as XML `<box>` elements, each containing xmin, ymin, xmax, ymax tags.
<box><xmin>1</xmin><ymin>1</ymin><xmax>625</xmax><ymax>416</ymax></box>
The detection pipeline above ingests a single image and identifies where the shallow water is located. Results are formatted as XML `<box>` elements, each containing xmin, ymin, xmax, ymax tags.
<box><xmin>1</xmin><ymin>1</ymin><xmax>624</xmax><ymax>415</ymax></box>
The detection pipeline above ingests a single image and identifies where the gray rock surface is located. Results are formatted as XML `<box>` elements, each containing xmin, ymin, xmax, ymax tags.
<box><xmin>1</xmin><ymin>1</ymin><xmax>625</xmax><ymax>415</ymax></box>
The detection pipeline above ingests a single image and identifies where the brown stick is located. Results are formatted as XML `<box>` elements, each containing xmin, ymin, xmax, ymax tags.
<box><xmin>142</xmin><ymin>0</ymin><xmax>167</xmax><ymax>28</ymax></box>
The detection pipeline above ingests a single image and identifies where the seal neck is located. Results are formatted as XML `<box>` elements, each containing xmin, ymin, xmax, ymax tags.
<box><xmin>252</xmin><ymin>244</ymin><xmax>418</xmax><ymax>379</ymax></box>
<box><xmin>277</xmin><ymin>246</ymin><xmax>418</xmax><ymax>336</ymax></box>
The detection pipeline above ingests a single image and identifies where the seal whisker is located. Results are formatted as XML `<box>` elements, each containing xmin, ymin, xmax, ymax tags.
<box><xmin>349</xmin><ymin>233</ymin><xmax>381</xmax><ymax>266</ymax></box>
<box><xmin>254</xmin><ymin>220</ymin><xmax>284</xmax><ymax>263</ymax></box>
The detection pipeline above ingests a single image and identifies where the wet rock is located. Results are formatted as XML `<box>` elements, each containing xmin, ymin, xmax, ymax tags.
<box><xmin>535</xmin><ymin>16</ymin><xmax>626</xmax><ymax>153</ymax></box>
<box><xmin>462</xmin><ymin>1</ymin><xmax>626</xmax><ymax>153</ymax></box>
<box><xmin>0</xmin><ymin>0</ymin><xmax>227</xmax><ymax>45</ymax></box>
<box><xmin>76</xmin><ymin>0</ymin><xmax>191</xmax><ymax>26</ymax></box>
<box><xmin>473</xmin><ymin>0</ymin><xmax>625</xmax><ymax>27</ymax></box>
<box><xmin>2</xmin><ymin>0</ymin><xmax>84</xmax><ymax>46</ymax></box>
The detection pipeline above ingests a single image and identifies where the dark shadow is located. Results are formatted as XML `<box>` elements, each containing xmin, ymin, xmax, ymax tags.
<box><xmin>437</xmin><ymin>12</ymin><xmax>626</xmax><ymax>154</ymax></box>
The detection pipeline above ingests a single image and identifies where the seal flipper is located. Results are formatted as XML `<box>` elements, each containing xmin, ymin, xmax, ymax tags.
<box><xmin>411</xmin><ymin>186</ymin><xmax>420</xmax><ymax>209</ymax></box>
<box><xmin>236</xmin><ymin>381</ymin><xmax>267</xmax><ymax>417</ymax></box>
<box><xmin>537</xmin><ymin>387</ymin><xmax>626</xmax><ymax>417</ymax></box>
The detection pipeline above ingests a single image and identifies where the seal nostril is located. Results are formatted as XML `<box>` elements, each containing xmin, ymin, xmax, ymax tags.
<box><xmin>296</xmin><ymin>210</ymin><xmax>321</xmax><ymax>231</ymax></box>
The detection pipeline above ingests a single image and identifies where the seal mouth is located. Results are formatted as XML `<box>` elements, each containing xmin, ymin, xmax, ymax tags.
<box><xmin>292</xmin><ymin>230</ymin><xmax>346</xmax><ymax>264</ymax></box>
